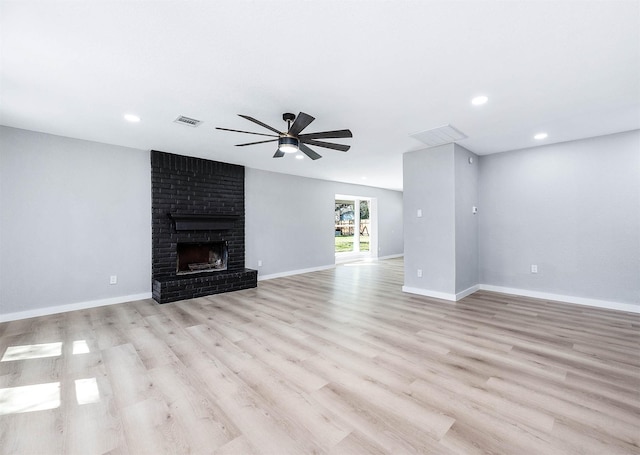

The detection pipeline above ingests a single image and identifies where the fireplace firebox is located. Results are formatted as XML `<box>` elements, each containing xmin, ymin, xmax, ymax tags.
<box><xmin>177</xmin><ymin>242</ymin><xmax>227</xmax><ymax>274</ymax></box>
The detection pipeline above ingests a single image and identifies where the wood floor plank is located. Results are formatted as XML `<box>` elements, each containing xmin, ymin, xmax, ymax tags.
<box><xmin>310</xmin><ymin>384</ymin><xmax>456</xmax><ymax>454</ymax></box>
<box><xmin>101</xmin><ymin>343</ymin><xmax>157</xmax><ymax>410</ymax></box>
<box><xmin>120</xmin><ymin>397</ymin><xmax>190</xmax><ymax>455</ymax></box>
<box><xmin>169</xmin><ymin>334</ymin><xmax>327</xmax><ymax>454</ymax></box>
<box><xmin>328</xmin><ymin>430</ymin><xmax>387</xmax><ymax>455</ymax></box>
<box><xmin>302</xmin><ymin>353</ymin><xmax>455</xmax><ymax>441</ymax></box>
<box><xmin>62</xmin><ymin>390</ymin><xmax>126</xmax><ymax>455</ymax></box>
<box><xmin>146</xmin><ymin>365</ymin><xmax>239</xmax><ymax>452</ymax></box>
<box><xmin>0</xmin><ymin>410</ymin><xmax>64</xmax><ymax>454</ymax></box>
<box><xmin>236</xmin><ymin>335</ymin><xmax>329</xmax><ymax>394</ymax></box>
<box><xmin>485</xmin><ymin>376</ymin><xmax>639</xmax><ymax>446</ymax></box>
<box><xmin>234</xmin><ymin>355</ymin><xmax>351</xmax><ymax>451</ymax></box>
<box><xmin>1</xmin><ymin>258</ymin><xmax>639</xmax><ymax>454</ymax></box>
<box><xmin>213</xmin><ymin>435</ymin><xmax>259</xmax><ymax>455</ymax></box>
<box><xmin>410</xmin><ymin>378</ymin><xmax>563</xmax><ymax>454</ymax></box>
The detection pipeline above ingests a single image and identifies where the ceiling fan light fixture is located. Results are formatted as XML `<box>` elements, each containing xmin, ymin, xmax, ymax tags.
<box><xmin>278</xmin><ymin>136</ymin><xmax>299</xmax><ymax>153</ymax></box>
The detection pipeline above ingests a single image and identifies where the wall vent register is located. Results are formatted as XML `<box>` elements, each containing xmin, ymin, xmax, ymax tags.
<box><xmin>174</xmin><ymin>115</ymin><xmax>202</xmax><ymax>127</ymax></box>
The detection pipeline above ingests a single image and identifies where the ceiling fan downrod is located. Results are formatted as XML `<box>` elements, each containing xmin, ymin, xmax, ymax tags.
<box><xmin>282</xmin><ymin>112</ymin><xmax>296</xmax><ymax>131</ymax></box>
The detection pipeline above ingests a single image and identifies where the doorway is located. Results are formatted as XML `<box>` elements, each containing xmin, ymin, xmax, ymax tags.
<box><xmin>335</xmin><ymin>195</ymin><xmax>377</xmax><ymax>262</ymax></box>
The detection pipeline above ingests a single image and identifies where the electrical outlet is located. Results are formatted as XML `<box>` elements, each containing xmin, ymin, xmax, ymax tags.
<box><xmin>417</xmin><ymin>269</ymin><xmax>423</xmax><ymax>278</ymax></box>
<box><xmin>417</xmin><ymin>209</ymin><xmax>422</xmax><ymax>218</ymax></box>
<box><xmin>109</xmin><ymin>275</ymin><xmax>117</xmax><ymax>285</ymax></box>
<box><xmin>257</xmin><ymin>260</ymin><xmax>263</xmax><ymax>267</ymax></box>
<box><xmin>531</xmin><ymin>264</ymin><xmax>538</xmax><ymax>274</ymax></box>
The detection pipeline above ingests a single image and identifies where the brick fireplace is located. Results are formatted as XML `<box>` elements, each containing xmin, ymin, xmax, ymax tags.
<box><xmin>151</xmin><ymin>150</ymin><xmax>257</xmax><ymax>304</ymax></box>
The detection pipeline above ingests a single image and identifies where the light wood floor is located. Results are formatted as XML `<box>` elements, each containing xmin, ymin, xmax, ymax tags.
<box><xmin>1</xmin><ymin>258</ymin><xmax>639</xmax><ymax>454</ymax></box>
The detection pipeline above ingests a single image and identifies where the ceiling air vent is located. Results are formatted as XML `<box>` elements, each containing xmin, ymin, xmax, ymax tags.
<box><xmin>174</xmin><ymin>115</ymin><xmax>202</xmax><ymax>127</ymax></box>
<box><xmin>410</xmin><ymin>124</ymin><xmax>467</xmax><ymax>147</ymax></box>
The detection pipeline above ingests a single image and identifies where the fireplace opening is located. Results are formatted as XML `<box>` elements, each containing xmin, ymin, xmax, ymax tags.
<box><xmin>176</xmin><ymin>242</ymin><xmax>228</xmax><ymax>275</ymax></box>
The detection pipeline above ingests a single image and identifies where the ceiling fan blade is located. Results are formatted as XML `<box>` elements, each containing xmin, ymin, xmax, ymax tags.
<box><xmin>216</xmin><ymin>127</ymin><xmax>279</xmax><ymax>138</ymax></box>
<box><xmin>288</xmin><ymin>112</ymin><xmax>315</xmax><ymax>136</ymax></box>
<box><xmin>299</xmin><ymin>143</ymin><xmax>322</xmax><ymax>160</ymax></box>
<box><xmin>298</xmin><ymin>129</ymin><xmax>353</xmax><ymax>140</ymax></box>
<box><xmin>236</xmin><ymin>139</ymin><xmax>278</xmax><ymax>147</ymax></box>
<box><xmin>238</xmin><ymin>115</ymin><xmax>283</xmax><ymax>134</ymax></box>
<box><xmin>301</xmin><ymin>139</ymin><xmax>350</xmax><ymax>152</ymax></box>
<box><xmin>273</xmin><ymin>148</ymin><xmax>285</xmax><ymax>158</ymax></box>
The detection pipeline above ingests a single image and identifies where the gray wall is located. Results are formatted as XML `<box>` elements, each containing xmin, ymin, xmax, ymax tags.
<box><xmin>0</xmin><ymin>127</ymin><xmax>403</xmax><ymax>317</ymax></box>
<box><xmin>454</xmin><ymin>144</ymin><xmax>479</xmax><ymax>293</ymax></box>
<box><xmin>403</xmin><ymin>144</ymin><xmax>456</xmax><ymax>293</ymax></box>
<box><xmin>479</xmin><ymin>130</ymin><xmax>640</xmax><ymax>305</ymax></box>
<box><xmin>8</xmin><ymin>123</ymin><xmax>633</xmax><ymax>314</ymax></box>
<box><xmin>403</xmin><ymin>143</ymin><xmax>479</xmax><ymax>296</ymax></box>
<box><xmin>0</xmin><ymin>126</ymin><xmax>152</xmax><ymax>315</ymax></box>
<box><xmin>245</xmin><ymin>168</ymin><xmax>404</xmax><ymax>277</ymax></box>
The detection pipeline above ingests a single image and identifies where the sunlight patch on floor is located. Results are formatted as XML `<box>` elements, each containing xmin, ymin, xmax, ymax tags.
<box><xmin>1</xmin><ymin>342</ymin><xmax>62</xmax><ymax>361</ymax></box>
<box><xmin>75</xmin><ymin>377</ymin><xmax>100</xmax><ymax>405</ymax></box>
<box><xmin>0</xmin><ymin>382</ymin><xmax>60</xmax><ymax>415</ymax></box>
<box><xmin>72</xmin><ymin>340</ymin><xmax>90</xmax><ymax>354</ymax></box>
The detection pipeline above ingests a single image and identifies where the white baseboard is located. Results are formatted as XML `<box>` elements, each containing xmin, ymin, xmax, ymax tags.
<box><xmin>0</xmin><ymin>292</ymin><xmax>153</xmax><ymax>323</ymax></box>
<box><xmin>335</xmin><ymin>253</ymin><xmax>370</xmax><ymax>264</ymax></box>
<box><xmin>479</xmin><ymin>284</ymin><xmax>640</xmax><ymax>314</ymax></box>
<box><xmin>456</xmin><ymin>284</ymin><xmax>480</xmax><ymax>301</ymax></box>
<box><xmin>378</xmin><ymin>253</ymin><xmax>404</xmax><ymax>260</ymax></box>
<box><xmin>401</xmin><ymin>283</ymin><xmax>639</xmax><ymax>314</ymax></box>
<box><xmin>402</xmin><ymin>284</ymin><xmax>479</xmax><ymax>302</ymax></box>
<box><xmin>335</xmin><ymin>253</ymin><xmax>404</xmax><ymax>264</ymax></box>
<box><xmin>402</xmin><ymin>286</ymin><xmax>457</xmax><ymax>302</ymax></box>
<box><xmin>258</xmin><ymin>264</ymin><xmax>335</xmax><ymax>281</ymax></box>
<box><xmin>259</xmin><ymin>255</ymin><xmax>404</xmax><ymax>281</ymax></box>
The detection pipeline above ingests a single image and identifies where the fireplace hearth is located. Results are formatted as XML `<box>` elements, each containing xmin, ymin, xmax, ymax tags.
<box><xmin>151</xmin><ymin>150</ymin><xmax>257</xmax><ymax>304</ymax></box>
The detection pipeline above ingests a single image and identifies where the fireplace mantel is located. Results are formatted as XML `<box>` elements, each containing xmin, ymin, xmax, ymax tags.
<box><xmin>168</xmin><ymin>213</ymin><xmax>238</xmax><ymax>231</ymax></box>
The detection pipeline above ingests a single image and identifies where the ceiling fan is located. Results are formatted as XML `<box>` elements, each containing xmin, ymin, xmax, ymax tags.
<box><xmin>216</xmin><ymin>112</ymin><xmax>352</xmax><ymax>160</ymax></box>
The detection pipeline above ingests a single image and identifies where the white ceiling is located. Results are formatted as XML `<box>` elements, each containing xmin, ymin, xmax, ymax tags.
<box><xmin>1</xmin><ymin>1</ymin><xmax>639</xmax><ymax>191</ymax></box>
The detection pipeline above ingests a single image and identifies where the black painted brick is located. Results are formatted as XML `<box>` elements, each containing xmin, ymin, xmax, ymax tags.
<box><xmin>150</xmin><ymin>150</ymin><xmax>256</xmax><ymax>303</ymax></box>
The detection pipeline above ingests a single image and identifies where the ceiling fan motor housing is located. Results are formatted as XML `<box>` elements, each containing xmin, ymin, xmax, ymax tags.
<box><xmin>278</xmin><ymin>136</ymin><xmax>299</xmax><ymax>153</ymax></box>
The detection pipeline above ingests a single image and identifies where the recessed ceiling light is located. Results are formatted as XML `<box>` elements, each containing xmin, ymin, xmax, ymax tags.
<box><xmin>295</xmin><ymin>154</ymin><xmax>304</xmax><ymax>160</ymax></box>
<box><xmin>471</xmin><ymin>95</ymin><xmax>488</xmax><ymax>106</ymax></box>
<box><xmin>534</xmin><ymin>132</ymin><xmax>548</xmax><ymax>140</ymax></box>
<box><xmin>124</xmin><ymin>114</ymin><xmax>140</xmax><ymax>123</ymax></box>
